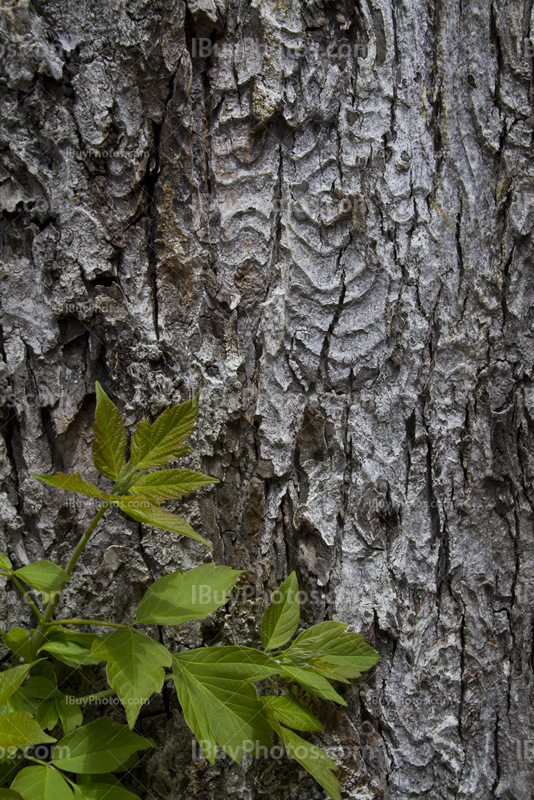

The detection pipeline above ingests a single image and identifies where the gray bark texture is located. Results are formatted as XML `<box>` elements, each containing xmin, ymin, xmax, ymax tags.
<box><xmin>1</xmin><ymin>0</ymin><xmax>534</xmax><ymax>797</ymax></box>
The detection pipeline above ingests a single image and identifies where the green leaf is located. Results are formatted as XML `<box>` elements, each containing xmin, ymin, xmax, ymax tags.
<box><xmin>91</xmin><ymin>629</ymin><xmax>171</xmax><ymax>729</ymax></box>
<box><xmin>174</xmin><ymin>646</ymin><xmax>280</xmax><ymax>681</ymax></box>
<box><xmin>11</xmin><ymin>766</ymin><xmax>73</xmax><ymax>800</ymax></box>
<box><xmin>113</xmin><ymin>497</ymin><xmax>210</xmax><ymax>547</ymax></box>
<box><xmin>14</xmin><ymin>562</ymin><xmax>70</xmax><ymax>596</ymax></box>
<box><xmin>73</xmin><ymin>785</ymin><xmax>138</xmax><ymax>800</ymax></box>
<box><xmin>55</xmin><ymin>694</ymin><xmax>83</xmax><ymax>735</ymax></box>
<box><xmin>39</xmin><ymin>630</ymin><xmax>101</xmax><ymax>669</ymax></box>
<box><xmin>5</xmin><ymin>670</ymin><xmax>58</xmax><ymax>720</ymax></box>
<box><xmin>32</xmin><ymin>662</ymin><xmax>57</xmax><ymax>685</ymax></box>
<box><xmin>6</xmin><ymin>677</ymin><xmax>55</xmax><ymax>719</ymax></box>
<box><xmin>38</xmin><ymin>641</ymin><xmax>100</xmax><ymax>669</ymax></box>
<box><xmin>0</xmin><ymin>789</ymin><xmax>23</xmax><ymax>798</ymax></box>
<box><xmin>31</xmin><ymin>473</ymin><xmax>103</xmax><ymax>499</ymax></box>
<box><xmin>262</xmin><ymin>696</ymin><xmax>323</xmax><ymax>732</ymax></box>
<box><xmin>285</xmin><ymin>620</ymin><xmax>346</xmax><ymax>652</ymax></box>
<box><xmin>172</xmin><ymin>649</ymin><xmax>274</xmax><ymax>764</ymax></box>
<box><xmin>2</xmin><ymin>630</ymin><xmax>32</xmax><ymax>663</ymax></box>
<box><xmin>52</xmin><ymin>718</ymin><xmax>153</xmax><ymax>774</ymax></box>
<box><xmin>42</xmin><ymin>629</ymin><xmax>99</xmax><ymax>650</ymax></box>
<box><xmin>129</xmin><ymin>469</ymin><xmax>218</xmax><ymax>504</ymax></box>
<box><xmin>130</xmin><ymin>394</ymin><xmax>199</xmax><ymax>471</ymax></box>
<box><xmin>0</xmin><ymin>712</ymin><xmax>56</xmax><ymax>748</ymax></box>
<box><xmin>279</xmin><ymin>727</ymin><xmax>341</xmax><ymax>800</ymax></box>
<box><xmin>0</xmin><ymin>553</ymin><xmax>12</xmax><ymax>572</ymax></box>
<box><xmin>18</xmin><ymin>676</ymin><xmax>57</xmax><ymax>700</ymax></box>
<box><xmin>261</xmin><ymin>572</ymin><xmax>300</xmax><ymax>651</ymax></box>
<box><xmin>135</xmin><ymin>563</ymin><xmax>242</xmax><ymax>625</ymax></box>
<box><xmin>284</xmin><ymin>621</ymin><xmax>380</xmax><ymax>679</ymax></box>
<box><xmin>0</xmin><ymin>664</ymin><xmax>36</xmax><ymax>707</ymax></box>
<box><xmin>279</xmin><ymin>666</ymin><xmax>346</xmax><ymax>705</ymax></box>
<box><xmin>92</xmin><ymin>382</ymin><xmax>127</xmax><ymax>481</ymax></box>
<box><xmin>107</xmin><ymin>753</ymin><xmax>138</xmax><ymax>773</ymax></box>
<box><xmin>35</xmin><ymin>699</ymin><xmax>58</xmax><ymax>732</ymax></box>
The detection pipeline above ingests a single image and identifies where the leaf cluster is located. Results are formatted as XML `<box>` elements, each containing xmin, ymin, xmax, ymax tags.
<box><xmin>0</xmin><ymin>383</ymin><xmax>379</xmax><ymax>800</ymax></box>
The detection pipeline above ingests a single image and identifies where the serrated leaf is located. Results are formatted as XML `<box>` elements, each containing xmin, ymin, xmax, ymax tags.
<box><xmin>2</xmin><ymin>629</ymin><xmax>32</xmax><ymax>663</ymax></box>
<box><xmin>261</xmin><ymin>572</ymin><xmax>300</xmax><ymax>651</ymax></box>
<box><xmin>11</xmin><ymin>766</ymin><xmax>73</xmax><ymax>800</ymax></box>
<box><xmin>52</xmin><ymin>718</ymin><xmax>153</xmax><ymax>774</ymax></box>
<box><xmin>130</xmin><ymin>394</ymin><xmax>199</xmax><ymax>471</ymax></box>
<box><xmin>92</xmin><ymin>382</ymin><xmax>127</xmax><ymax>481</ymax></box>
<box><xmin>31</xmin><ymin>473</ymin><xmax>103</xmax><ymax>499</ymax></box>
<box><xmin>174</xmin><ymin>646</ymin><xmax>280</xmax><ymax>681</ymax></box>
<box><xmin>73</xmin><ymin>785</ymin><xmax>138</xmax><ymax>800</ymax></box>
<box><xmin>0</xmin><ymin>712</ymin><xmax>56</xmax><ymax>748</ymax></box>
<box><xmin>0</xmin><ymin>664</ymin><xmax>36</xmax><ymax>707</ymax></box>
<box><xmin>135</xmin><ymin>563</ymin><xmax>242</xmax><ymax>625</ymax></box>
<box><xmin>129</xmin><ymin>469</ymin><xmax>218</xmax><ymax>504</ymax></box>
<box><xmin>113</xmin><ymin>497</ymin><xmax>210</xmax><ymax>547</ymax></box>
<box><xmin>279</xmin><ymin>666</ymin><xmax>346</xmax><ymax>705</ymax></box>
<box><xmin>279</xmin><ymin>727</ymin><xmax>341</xmax><ymax>800</ymax></box>
<box><xmin>0</xmin><ymin>552</ymin><xmax>12</xmax><ymax>571</ymax></box>
<box><xmin>263</xmin><ymin>696</ymin><xmax>323</xmax><ymax>732</ymax></box>
<box><xmin>14</xmin><ymin>562</ymin><xmax>70</xmax><ymax>595</ymax></box>
<box><xmin>286</xmin><ymin>621</ymin><xmax>347</xmax><ymax>652</ymax></box>
<box><xmin>285</xmin><ymin>621</ymin><xmax>380</xmax><ymax>679</ymax></box>
<box><xmin>55</xmin><ymin>694</ymin><xmax>83</xmax><ymax>734</ymax></box>
<box><xmin>172</xmin><ymin>649</ymin><xmax>274</xmax><ymax>764</ymax></box>
<box><xmin>91</xmin><ymin>629</ymin><xmax>171</xmax><ymax>729</ymax></box>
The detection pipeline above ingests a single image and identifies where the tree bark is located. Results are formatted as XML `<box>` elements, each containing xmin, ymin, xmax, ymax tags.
<box><xmin>1</xmin><ymin>0</ymin><xmax>534</xmax><ymax>797</ymax></box>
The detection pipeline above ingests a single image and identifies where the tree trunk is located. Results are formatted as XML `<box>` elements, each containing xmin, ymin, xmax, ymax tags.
<box><xmin>1</xmin><ymin>0</ymin><xmax>533</xmax><ymax>797</ymax></box>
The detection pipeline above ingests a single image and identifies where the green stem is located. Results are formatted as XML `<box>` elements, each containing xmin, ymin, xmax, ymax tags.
<box><xmin>26</xmin><ymin>757</ymin><xmax>75</xmax><ymax>786</ymax></box>
<box><xmin>62</xmin><ymin>504</ymin><xmax>108</xmax><ymax>580</ymax></box>
<box><xmin>29</xmin><ymin>504</ymin><xmax>108</xmax><ymax>660</ymax></box>
<box><xmin>8</xmin><ymin>574</ymin><xmax>43</xmax><ymax>623</ymax></box>
<box><xmin>43</xmin><ymin>619</ymin><xmax>128</xmax><ymax>629</ymax></box>
<box><xmin>70</xmin><ymin>687</ymin><xmax>118</xmax><ymax>704</ymax></box>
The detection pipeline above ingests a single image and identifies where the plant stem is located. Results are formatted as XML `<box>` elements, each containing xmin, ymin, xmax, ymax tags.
<box><xmin>26</xmin><ymin>757</ymin><xmax>75</xmax><ymax>785</ymax></box>
<box><xmin>43</xmin><ymin>619</ymin><xmax>128</xmax><ymax>629</ymax></box>
<box><xmin>62</xmin><ymin>505</ymin><xmax>108</xmax><ymax>580</ymax></box>
<box><xmin>70</xmin><ymin>687</ymin><xmax>118</xmax><ymax>704</ymax></box>
<box><xmin>29</xmin><ymin>504</ymin><xmax>108</xmax><ymax>661</ymax></box>
<box><xmin>8</xmin><ymin>574</ymin><xmax>43</xmax><ymax>623</ymax></box>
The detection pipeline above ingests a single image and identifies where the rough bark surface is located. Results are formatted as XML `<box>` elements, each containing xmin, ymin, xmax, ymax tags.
<box><xmin>1</xmin><ymin>0</ymin><xmax>534</xmax><ymax>797</ymax></box>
